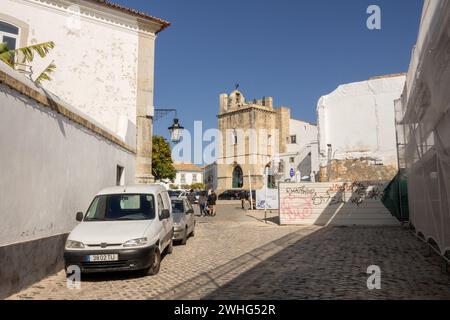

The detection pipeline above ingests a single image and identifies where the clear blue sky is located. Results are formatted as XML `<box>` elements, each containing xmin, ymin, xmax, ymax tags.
<box><xmin>116</xmin><ymin>0</ymin><xmax>423</xmax><ymax>142</ymax></box>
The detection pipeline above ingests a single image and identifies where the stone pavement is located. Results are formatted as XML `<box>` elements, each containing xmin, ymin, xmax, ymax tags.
<box><xmin>7</xmin><ymin>203</ymin><xmax>450</xmax><ymax>300</ymax></box>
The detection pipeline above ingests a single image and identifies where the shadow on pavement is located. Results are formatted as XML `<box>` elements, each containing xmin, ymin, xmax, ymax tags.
<box><xmin>155</xmin><ymin>225</ymin><xmax>450</xmax><ymax>300</ymax></box>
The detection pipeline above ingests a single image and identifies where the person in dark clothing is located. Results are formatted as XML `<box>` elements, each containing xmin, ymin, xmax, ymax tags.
<box><xmin>207</xmin><ymin>190</ymin><xmax>217</xmax><ymax>216</ymax></box>
<box><xmin>239</xmin><ymin>190</ymin><xmax>247</xmax><ymax>210</ymax></box>
<box><xmin>199</xmin><ymin>191</ymin><xmax>208</xmax><ymax>217</ymax></box>
<box><xmin>187</xmin><ymin>189</ymin><xmax>197</xmax><ymax>205</ymax></box>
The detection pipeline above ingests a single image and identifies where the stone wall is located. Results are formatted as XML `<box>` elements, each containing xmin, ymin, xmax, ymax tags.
<box><xmin>216</xmin><ymin>90</ymin><xmax>291</xmax><ymax>191</ymax></box>
<box><xmin>319</xmin><ymin>159</ymin><xmax>398</xmax><ymax>182</ymax></box>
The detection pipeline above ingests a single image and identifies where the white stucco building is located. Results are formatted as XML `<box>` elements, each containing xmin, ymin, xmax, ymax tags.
<box><xmin>171</xmin><ymin>163</ymin><xmax>204</xmax><ymax>189</ymax></box>
<box><xmin>278</xmin><ymin>119</ymin><xmax>319</xmax><ymax>182</ymax></box>
<box><xmin>317</xmin><ymin>74</ymin><xmax>406</xmax><ymax>182</ymax></box>
<box><xmin>0</xmin><ymin>0</ymin><xmax>169</xmax><ymax>298</ymax></box>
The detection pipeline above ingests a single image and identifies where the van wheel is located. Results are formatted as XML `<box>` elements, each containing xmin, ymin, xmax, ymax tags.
<box><xmin>166</xmin><ymin>239</ymin><xmax>173</xmax><ymax>254</ymax></box>
<box><xmin>181</xmin><ymin>229</ymin><xmax>188</xmax><ymax>245</ymax></box>
<box><xmin>146</xmin><ymin>248</ymin><xmax>161</xmax><ymax>276</ymax></box>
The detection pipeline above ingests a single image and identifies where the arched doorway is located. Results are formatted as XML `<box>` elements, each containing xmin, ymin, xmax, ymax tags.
<box><xmin>232</xmin><ymin>165</ymin><xmax>243</xmax><ymax>189</ymax></box>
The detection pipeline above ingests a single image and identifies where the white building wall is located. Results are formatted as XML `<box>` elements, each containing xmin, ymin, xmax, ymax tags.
<box><xmin>317</xmin><ymin>75</ymin><xmax>406</xmax><ymax>170</ymax></box>
<box><xmin>174</xmin><ymin>171</ymin><xmax>204</xmax><ymax>189</ymax></box>
<box><xmin>0</xmin><ymin>65</ymin><xmax>135</xmax><ymax>297</ymax></box>
<box><xmin>1</xmin><ymin>0</ymin><xmax>157</xmax><ymax>145</ymax></box>
<box><xmin>279</xmin><ymin>119</ymin><xmax>318</xmax><ymax>181</ymax></box>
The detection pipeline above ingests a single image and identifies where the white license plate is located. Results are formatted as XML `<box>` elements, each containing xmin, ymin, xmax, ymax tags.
<box><xmin>87</xmin><ymin>254</ymin><xmax>119</xmax><ymax>262</ymax></box>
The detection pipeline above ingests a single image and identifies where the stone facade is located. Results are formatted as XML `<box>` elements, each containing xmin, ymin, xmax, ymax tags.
<box><xmin>318</xmin><ymin>159</ymin><xmax>398</xmax><ymax>183</ymax></box>
<box><xmin>216</xmin><ymin>90</ymin><xmax>290</xmax><ymax>191</ymax></box>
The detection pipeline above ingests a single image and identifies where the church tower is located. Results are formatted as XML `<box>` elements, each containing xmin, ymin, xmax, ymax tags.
<box><xmin>216</xmin><ymin>89</ymin><xmax>290</xmax><ymax>191</ymax></box>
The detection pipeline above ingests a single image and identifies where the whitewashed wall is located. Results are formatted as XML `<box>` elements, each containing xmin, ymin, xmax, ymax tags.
<box><xmin>174</xmin><ymin>171</ymin><xmax>204</xmax><ymax>188</ymax></box>
<box><xmin>317</xmin><ymin>76</ymin><xmax>405</xmax><ymax>169</ymax></box>
<box><xmin>287</xmin><ymin>119</ymin><xmax>318</xmax><ymax>154</ymax></box>
<box><xmin>0</xmin><ymin>69</ymin><xmax>135</xmax><ymax>247</ymax></box>
<box><xmin>279</xmin><ymin>119</ymin><xmax>318</xmax><ymax>181</ymax></box>
<box><xmin>0</xmin><ymin>0</ymin><xmax>157</xmax><ymax>144</ymax></box>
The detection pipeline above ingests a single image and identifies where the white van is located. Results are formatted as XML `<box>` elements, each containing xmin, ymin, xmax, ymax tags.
<box><xmin>64</xmin><ymin>185</ymin><xmax>173</xmax><ymax>276</ymax></box>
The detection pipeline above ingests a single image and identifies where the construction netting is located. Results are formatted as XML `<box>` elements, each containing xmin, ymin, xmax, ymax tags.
<box><xmin>396</xmin><ymin>99</ymin><xmax>450</xmax><ymax>257</ymax></box>
<box><xmin>382</xmin><ymin>170</ymin><xmax>409</xmax><ymax>223</ymax></box>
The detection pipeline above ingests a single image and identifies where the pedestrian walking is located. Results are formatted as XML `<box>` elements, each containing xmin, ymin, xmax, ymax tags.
<box><xmin>207</xmin><ymin>190</ymin><xmax>217</xmax><ymax>216</ymax></box>
<box><xmin>239</xmin><ymin>190</ymin><xmax>247</xmax><ymax>210</ymax></box>
<box><xmin>199</xmin><ymin>191</ymin><xmax>208</xmax><ymax>217</ymax></box>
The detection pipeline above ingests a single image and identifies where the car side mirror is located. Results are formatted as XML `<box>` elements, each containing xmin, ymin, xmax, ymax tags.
<box><xmin>76</xmin><ymin>212</ymin><xmax>84</xmax><ymax>222</ymax></box>
<box><xmin>161</xmin><ymin>209</ymin><xmax>170</xmax><ymax>220</ymax></box>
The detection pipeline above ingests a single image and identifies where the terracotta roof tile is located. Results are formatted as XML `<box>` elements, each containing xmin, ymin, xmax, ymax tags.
<box><xmin>174</xmin><ymin>163</ymin><xmax>204</xmax><ymax>172</ymax></box>
<box><xmin>86</xmin><ymin>0</ymin><xmax>171</xmax><ymax>33</ymax></box>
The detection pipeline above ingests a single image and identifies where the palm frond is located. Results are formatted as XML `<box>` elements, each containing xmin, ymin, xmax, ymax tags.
<box><xmin>14</xmin><ymin>41</ymin><xmax>55</xmax><ymax>64</ymax></box>
<box><xmin>0</xmin><ymin>42</ymin><xmax>15</xmax><ymax>67</ymax></box>
<box><xmin>34</xmin><ymin>61</ymin><xmax>56</xmax><ymax>85</ymax></box>
<box><xmin>0</xmin><ymin>42</ymin><xmax>9</xmax><ymax>54</ymax></box>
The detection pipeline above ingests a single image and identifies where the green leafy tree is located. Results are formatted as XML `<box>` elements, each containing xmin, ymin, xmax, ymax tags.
<box><xmin>0</xmin><ymin>41</ymin><xmax>56</xmax><ymax>85</ymax></box>
<box><xmin>152</xmin><ymin>136</ymin><xmax>176</xmax><ymax>181</ymax></box>
<box><xmin>190</xmin><ymin>183</ymin><xmax>206</xmax><ymax>190</ymax></box>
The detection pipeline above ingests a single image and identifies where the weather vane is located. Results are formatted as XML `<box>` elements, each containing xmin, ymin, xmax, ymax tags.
<box><xmin>235</xmin><ymin>83</ymin><xmax>240</xmax><ymax>90</ymax></box>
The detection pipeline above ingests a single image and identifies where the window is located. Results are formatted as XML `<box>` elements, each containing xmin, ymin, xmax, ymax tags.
<box><xmin>231</xmin><ymin>129</ymin><xmax>238</xmax><ymax>145</ymax></box>
<box><xmin>85</xmin><ymin>194</ymin><xmax>155</xmax><ymax>221</ymax></box>
<box><xmin>180</xmin><ymin>173</ymin><xmax>186</xmax><ymax>184</ymax></box>
<box><xmin>0</xmin><ymin>21</ymin><xmax>19</xmax><ymax>51</ymax></box>
<box><xmin>171</xmin><ymin>200</ymin><xmax>184</xmax><ymax>213</ymax></box>
<box><xmin>157</xmin><ymin>194</ymin><xmax>164</xmax><ymax>219</ymax></box>
<box><xmin>268</xmin><ymin>135</ymin><xmax>272</xmax><ymax>146</ymax></box>
<box><xmin>290</xmin><ymin>135</ymin><xmax>297</xmax><ymax>144</ymax></box>
<box><xmin>116</xmin><ymin>165</ymin><xmax>124</xmax><ymax>186</ymax></box>
<box><xmin>290</xmin><ymin>157</ymin><xmax>295</xmax><ymax>163</ymax></box>
<box><xmin>192</xmin><ymin>174</ymin><xmax>197</xmax><ymax>183</ymax></box>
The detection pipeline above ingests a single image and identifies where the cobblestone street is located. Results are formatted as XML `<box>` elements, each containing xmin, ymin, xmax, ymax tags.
<box><xmin>7</xmin><ymin>203</ymin><xmax>450</xmax><ymax>300</ymax></box>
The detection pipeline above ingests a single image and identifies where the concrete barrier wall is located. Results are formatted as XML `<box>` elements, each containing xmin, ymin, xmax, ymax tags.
<box><xmin>279</xmin><ymin>182</ymin><xmax>399</xmax><ymax>226</ymax></box>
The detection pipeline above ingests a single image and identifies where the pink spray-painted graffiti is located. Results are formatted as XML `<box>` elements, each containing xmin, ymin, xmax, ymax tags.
<box><xmin>280</xmin><ymin>193</ymin><xmax>314</xmax><ymax>221</ymax></box>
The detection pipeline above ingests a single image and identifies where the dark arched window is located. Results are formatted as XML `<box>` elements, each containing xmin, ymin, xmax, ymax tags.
<box><xmin>232</xmin><ymin>165</ymin><xmax>243</xmax><ymax>189</ymax></box>
<box><xmin>0</xmin><ymin>21</ymin><xmax>19</xmax><ymax>50</ymax></box>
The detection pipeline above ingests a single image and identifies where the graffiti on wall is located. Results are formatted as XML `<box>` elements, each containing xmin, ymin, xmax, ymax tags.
<box><xmin>279</xmin><ymin>181</ymin><xmax>387</xmax><ymax>223</ymax></box>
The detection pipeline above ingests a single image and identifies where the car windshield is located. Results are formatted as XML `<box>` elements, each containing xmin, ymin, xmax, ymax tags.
<box><xmin>84</xmin><ymin>194</ymin><xmax>156</xmax><ymax>221</ymax></box>
<box><xmin>171</xmin><ymin>201</ymin><xmax>184</xmax><ymax>213</ymax></box>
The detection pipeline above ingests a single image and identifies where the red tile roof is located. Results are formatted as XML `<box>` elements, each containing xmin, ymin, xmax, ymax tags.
<box><xmin>86</xmin><ymin>0</ymin><xmax>171</xmax><ymax>33</ymax></box>
<box><xmin>174</xmin><ymin>163</ymin><xmax>204</xmax><ymax>173</ymax></box>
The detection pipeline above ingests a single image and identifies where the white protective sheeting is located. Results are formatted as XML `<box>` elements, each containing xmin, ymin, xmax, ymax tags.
<box><xmin>397</xmin><ymin>0</ymin><xmax>450</xmax><ymax>255</ymax></box>
<box><xmin>317</xmin><ymin>75</ymin><xmax>405</xmax><ymax>169</ymax></box>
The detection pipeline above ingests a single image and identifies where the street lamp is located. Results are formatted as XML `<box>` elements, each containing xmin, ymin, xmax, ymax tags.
<box><xmin>154</xmin><ymin>109</ymin><xmax>184</xmax><ymax>143</ymax></box>
<box><xmin>168</xmin><ymin>118</ymin><xmax>184</xmax><ymax>143</ymax></box>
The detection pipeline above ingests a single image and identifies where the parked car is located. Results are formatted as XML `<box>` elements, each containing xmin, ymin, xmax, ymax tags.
<box><xmin>171</xmin><ymin>198</ymin><xmax>196</xmax><ymax>245</ymax></box>
<box><xmin>217</xmin><ymin>190</ymin><xmax>240</xmax><ymax>200</ymax></box>
<box><xmin>218</xmin><ymin>190</ymin><xmax>241</xmax><ymax>200</ymax></box>
<box><xmin>64</xmin><ymin>185</ymin><xmax>173</xmax><ymax>276</ymax></box>
<box><xmin>168</xmin><ymin>190</ymin><xmax>182</xmax><ymax>198</ymax></box>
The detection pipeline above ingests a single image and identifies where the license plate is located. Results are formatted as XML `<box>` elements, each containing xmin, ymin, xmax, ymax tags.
<box><xmin>86</xmin><ymin>254</ymin><xmax>119</xmax><ymax>262</ymax></box>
